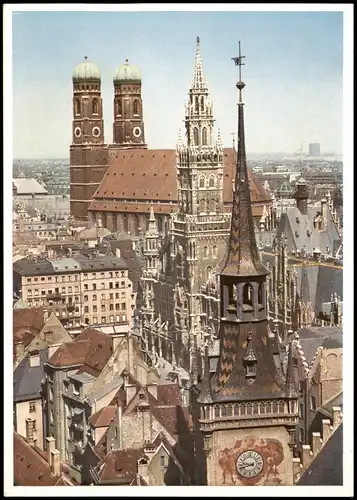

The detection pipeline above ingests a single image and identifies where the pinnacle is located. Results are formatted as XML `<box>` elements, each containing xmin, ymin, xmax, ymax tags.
<box><xmin>192</xmin><ymin>36</ymin><xmax>207</xmax><ymax>91</ymax></box>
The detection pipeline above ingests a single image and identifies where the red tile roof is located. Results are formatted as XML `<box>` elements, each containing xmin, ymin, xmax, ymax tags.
<box><xmin>47</xmin><ymin>328</ymin><xmax>112</xmax><ymax>371</ymax></box>
<box><xmin>90</xmin><ymin>406</ymin><xmax>116</xmax><ymax>428</ymax></box>
<box><xmin>13</xmin><ymin>432</ymin><xmax>74</xmax><ymax>486</ymax></box>
<box><xmin>90</xmin><ymin>148</ymin><xmax>271</xmax><ymax>214</ymax></box>
<box><xmin>13</xmin><ymin>308</ymin><xmax>46</xmax><ymax>362</ymax></box>
<box><xmin>156</xmin><ymin>383</ymin><xmax>181</xmax><ymax>406</ymax></box>
<box><xmin>97</xmin><ymin>448</ymin><xmax>145</xmax><ymax>483</ymax></box>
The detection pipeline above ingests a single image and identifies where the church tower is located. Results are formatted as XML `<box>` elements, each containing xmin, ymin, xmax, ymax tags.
<box><xmin>70</xmin><ymin>57</ymin><xmax>109</xmax><ymax>220</ymax></box>
<box><xmin>196</xmin><ymin>44</ymin><xmax>298</xmax><ymax>486</ymax></box>
<box><xmin>142</xmin><ymin>207</ymin><xmax>160</xmax><ymax>325</ymax></box>
<box><xmin>112</xmin><ymin>60</ymin><xmax>147</xmax><ymax>149</ymax></box>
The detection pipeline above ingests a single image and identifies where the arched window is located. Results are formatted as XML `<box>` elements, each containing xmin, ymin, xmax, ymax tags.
<box><xmin>246</xmin><ymin>403</ymin><xmax>252</xmax><ymax>416</ymax></box>
<box><xmin>206</xmin><ymin>266</ymin><xmax>213</xmax><ymax>281</ymax></box>
<box><xmin>195</xmin><ymin>96</ymin><xmax>199</xmax><ymax>113</ymax></box>
<box><xmin>92</xmin><ymin>99</ymin><xmax>98</xmax><ymax>114</ymax></box>
<box><xmin>123</xmin><ymin>214</ymin><xmax>128</xmax><ymax>233</ymax></box>
<box><xmin>133</xmin><ymin>99</ymin><xmax>139</xmax><ymax>115</ymax></box>
<box><xmin>209</xmin><ymin>175</ymin><xmax>215</xmax><ymax>188</ymax></box>
<box><xmin>209</xmin><ymin>200</ymin><xmax>216</xmax><ymax>213</ymax></box>
<box><xmin>233</xmin><ymin>404</ymin><xmax>239</xmax><ymax>416</ymax></box>
<box><xmin>278</xmin><ymin>401</ymin><xmax>285</xmax><ymax>414</ymax></box>
<box><xmin>199</xmin><ymin>200</ymin><xmax>206</xmax><ymax>214</ymax></box>
<box><xmin>221</xmin><ymin>405</ymin><xmax>227</xmax><ymax>417</ymax></box>
<box><xmin>117</xmin><ymin>100</ymin><xmax>122</xmax><ymax>116</ymax></box>
<box><xmin>203</xmin><ymin>246</ymin><xmax>208</xmax><ymax>258</ymax></box>
<box><xmin>212</xmin><ymin>246</ymin><xmax>218</xmax><ymax>258</ymax></box>
<box><xmin>202</xmin><ymin>127</ymin><xmax>208</xmax><ymax>145</ymax></box>
<box><xmin>193</xmin><ymin>128</ymin><xmax>199</xmax><ymax>146</ymax></box>
<box><xmin>243</xmin><ymin>283</ymin><xmax>253</xmax><ymax>306</ymax></box>
<box><xmin>214</xmin><ymin>405</ymin><xmax>220</xmax><ymax>418</ymax></box>
<box><xmin>75</xmin><ymin>99</ymin><xmax>81</xmax><ymax>115</ymax></box>
<box><xmin>259</xmin><ymin>402</ymin><xmax>266</xmax><ymax>414</ymax></box>
<box><xmin>200</xmin><ymin>96</ymin><xmax>205</xmax><ymax>112</ymax></box>
<box><xmin>199</xmin><ymin>175</ymin><xmax>206</xmax><ymax>188</ymax></box>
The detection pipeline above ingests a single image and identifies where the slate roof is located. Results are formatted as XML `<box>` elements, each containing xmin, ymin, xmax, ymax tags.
<box><xmin>277</xmin><ymin>205</ymin><xmax>341</xmax><ymax>256</ymax></box>
<box><xmin>318</xmin><ymin>391</ymin><xmax>343</xmax><ymax>418</ymax></box>
<box><xmin>297</xmin><ymin>424</ymin><xmax>343</xmax><ymax>485</ymax></box>
<box><xmin>297</xmin><ymin>326</ymin><xmax>342</xmax><ymax>365</ymax></box>
<box><xmin>14</xmin><ymin>348</ymin><xmax>48</xmax><ymax>402</ymax></box>
<box><xmin>294</xmin><ymin>265</ymin><xmax>343</xmax><ymax>315</ymax></box>
<box><xmin>14</xmin><ymin>432</ymin><xmax>74</xmax><ymax>486</ymax></box>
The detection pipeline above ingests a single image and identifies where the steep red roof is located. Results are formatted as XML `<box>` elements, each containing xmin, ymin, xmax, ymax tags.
<box><xmin>47</xmin><ymin>340</ymin><xmax>91</xmax><ymax>367</ymax></box>
<box><xmin>97</xmin><ymin>448</ymin><xmax>145</xmax><ymax>483</ymax></box>
<box><xmin>156</xmin><ymin>383</ymin><xmax>181</xmax><ymax>406</ymax></box>
<box><xmin>90</xmin><ymin>406</ymin><xmax>116</xmax><ymax>428</ymax></box>
<box><xmin>90</xmin><ymin>148</ymin><xmax>270</xmax><ymax>214</ymax></box>
<box><xmin>13</xmin><ymin>307</ymin><xmax>46</xmax><ymax>362</ymax></box>
<box><xmin>13</xmin><ymin>432</ymin><xmax>74</xmax><ymax>486</ymax></box>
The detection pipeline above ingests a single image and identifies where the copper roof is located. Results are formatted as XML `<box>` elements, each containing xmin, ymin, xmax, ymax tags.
<box><xmin>90</xmin><ymin>148</ymin><xmax>270</xmax><ymax>213</ymax></box>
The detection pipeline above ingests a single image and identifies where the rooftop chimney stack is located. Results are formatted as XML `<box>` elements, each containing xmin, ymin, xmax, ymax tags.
<box><xmin>294</xmin><ymin>178</ymin><xmax>309</xmax><ymax>215</ymax></box>
<box><xmin>50</xmin><ymin>449</ymin><xmax>61</xmax><ymax>476</ymax></box>
<box><xmin>25</xmin><ymin>418</ymin><xmax>35</xmax><ymax>446</ymax></box>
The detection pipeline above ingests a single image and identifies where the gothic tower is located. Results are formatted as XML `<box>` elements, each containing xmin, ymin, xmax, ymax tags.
<box><xmin>112</xmin><ymin>60</ymin><xmax>147</xmax><ymax>149</ymax></box>
<box><xmin>196</xmin><ymin>44</ymin><xmax>298</xmax><ymax>487</ymax></box>
<box><xmin>142</xmin><ymin>207</ymin><xmax>160</xmax><ymax>325</ymax></box>
<box><xmin>70</xmin><ymin>57</ymin><xmax>109</xmax><ymax>220</ymax></box>
<box><xmin>170</xmin><ymin>36</ymin><xmax>230</xmax><ymax>372</ymax></box>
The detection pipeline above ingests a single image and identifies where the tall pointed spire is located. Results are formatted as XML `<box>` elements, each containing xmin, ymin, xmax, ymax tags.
<box><xmin>285</xmin><ymin>341</ymin><xmax>298</xmax><ymax>397</ymax></box>
<box><xmin>192</xmin><ymin>36</ymin><xmax>207</xmax><ymax>90</ymax></box>
<box><xmin>220</xmin><ymin>42</ymin><xmax>267</xmax><ymax>277</ymax></box>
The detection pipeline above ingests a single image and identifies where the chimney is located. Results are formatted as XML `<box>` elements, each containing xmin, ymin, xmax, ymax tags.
<box><xmin>50</xmin><ymin>449</ymin><xmax>61</xmax><ymax>476</ymax></box>
<box><xmin>29</xmin><ymin>350</ymin><xmax>41</xmax><ymax>368</ymax></box>
<box><xmin>322</xmin><ymin>419</ymin><xmax>333</xmax><ymax>444</ymax></box>
<box><xmin>115</xmin><ymin>248</ymin><xmax>121</xmax><ymax>258</ymax></box>
<box><xmin>125</xmin><ymin>384</ymin><xmax>137</xmax><ymax>406</ymax></box>
<box><xmin>46</xmin><ymin>436</ymin><xmax>56</xmax><ymax>466</ymax></box>
<box><xmin>311</xmin><ymin>432</ymin><xmax>323</xmax><ymax>455</ymax></box>
<box><xmin>147</xmin><ymin>383</ymin><xmax>158</xmax><ymax>400</ymax></box>
<box><xmin>294</xmin><ymin>178</ymin><xmax>308</xmax><ymax>215</ymax></box>
<box><xmin>25</xmin><ymin>418</ymin><xmax>35</xmax><ymax>446</ymax></box>
<box><xmin>332</xmin><ymin>406</ymin><xmax>342</xmax><ymax>429</ymax></box>
<box><xmin>301</xmin><ymin>444</ymin><xmax>314</xmax><ymax>469</ymax></box>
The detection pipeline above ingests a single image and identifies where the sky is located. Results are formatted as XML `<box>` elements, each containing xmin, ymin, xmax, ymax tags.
<box><xmin>11</xmin><ymin>7</ymin><xmax>344</xmax><ymax>158</ymax></box>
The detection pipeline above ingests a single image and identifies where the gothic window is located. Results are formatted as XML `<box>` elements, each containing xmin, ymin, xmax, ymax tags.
<box><xmin>212</xmin><ymin>246</ymin><xmax>218</xmax><ymax>258</ymax></box>
<box><xmin>258</xmin><ymin>283</ymin><xmax>264</xmax><ymax>305</ymax></box>
<box><xmin>278</xmin><ymin>401</ymin><xmax>285</xmax><ymax>414</ymax></box>
<box><xmin>209</xmin><ymin>175</ymin><xmax>215</xmax><ymax>188</ymax></box>
<box><xmin>75</xmin><ymin>99</ymin><xmax>81</xmax><ymax>115</ymax></box>
<box><xmin>246</xmin><ymin>403</ymin><xmax>252</xmax><ymax>416</ymax></box>
<box><xmin>200</xmin><ymin>96</ymin><xmax>205</xmax><ymax>112</ymax></box>
<box><xmin>92</xmin><ymin>99</ymin><xmax>98</xmax><ymax>114</ymax></box>
<box><xmin>243</xmin><ymin>283</ymin><xmax>253</xmax><ymax>307</ymax></box>
<box><xmin>199</xmin><ymin>175</ymin><xmax>206</xmax><ymax>188</ymax></box>
<box><xmin>214</xmin><ymin>405</ymin><xmax>220</xmax><ymax>418</ymax></box>
<box><xmin>193</xmin><ymin>127</ymin><xmax>199</xmax><ymax>146</ymax></box>
<box><xmin>133</xmin><ymin>99</ymin><xmax>139</xmax><ymax>115</ymax></box>
<box><xmin>203</xmin><ymin>246</ymin><xmax>208</xmax><ymax>258</ymax></box>
<box><xmin>123</xmin><ymin>214</ymin><xmax>128</xmax><ymax>233</ymax></box>
<box><xmin>272</xmin><ymin>401</ymin><xmax>279</xmax><ymax>414</ymax></box>
<box><xmin>195</xmin><ymin>96</ymin><xmax>199</xmax><ymax>114</ymax></box>
<box><xmin>209</xmin><ymin>200</ymin><xmax>216</xmax><ymax>213</ymax></box>
<box><xmin>117</xmin><ymin>100</ymin><xmax>122</xmax><ymax>116</ymax></box>
<box><xmin>221</xmin><ymin>405</ymin><xmax>227</xmax><ymax>417</ymax></box>
<box><xmin>202</xmin><ymin>127</ymin><xmax>208</xmax><ymax>145</ymax></box>
<box><xmin>206</xmin><ymin>266</ymin><xmax>213</xmax><ymax>281</ymax></box>
<box><xmin>199</xmin><ymin>200</ymin><xmax>207</xmax><ymax>214</ymax></box>
<box><xmin>227</xmin><ymin>404</ymin><xmax>233</xmax><ymax>416</ymax></box>
<box><xmin>259</xmin><ymin>402</ymin><xmax>266</xmax><ymax>414</ymax></box>
<box><xmin>233</xmin><ymin>404</ymin><xmax>239</xmax><ymax>416</ymax></box>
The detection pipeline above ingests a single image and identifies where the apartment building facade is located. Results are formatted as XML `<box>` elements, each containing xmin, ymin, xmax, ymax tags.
<box><xmin>13</xmin><ymin>255</ymin><xmax>136</xmax><ymax>329</ymax></box>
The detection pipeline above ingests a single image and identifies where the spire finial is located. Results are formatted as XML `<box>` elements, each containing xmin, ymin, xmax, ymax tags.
<box><xmin>232</xmin><ymin>41</ymin><xmax>246</xmax><ymax>102</ymax></box>
<box><xmin>192</xmin><ymin>35</ymin><xmax>206</xmax><ymax>90</ymax></box>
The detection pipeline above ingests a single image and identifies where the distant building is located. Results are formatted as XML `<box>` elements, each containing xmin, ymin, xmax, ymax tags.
<box><xmin>309</xmin><ymin>143</ymin><xmax>321</xmax><ymax>156</ymax></box>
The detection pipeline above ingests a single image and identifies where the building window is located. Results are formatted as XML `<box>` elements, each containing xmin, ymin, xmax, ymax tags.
<box><xmin>199</xmin><ymin>175</ymin><xmax>205</xmax><ymax>188</ymax></box>
<box><xmin>298</xmin><ymin>381</ymin><xmax>304</xmax><ymax>393</ymax></box>
<box><xmin>160</xmin><ymin>455</ymin><xmax>166</xmax><ymax>468</ymax></box>
<box><xmin>202</xmin><ymin>127</ymin><xmax>207</xmax><ymax>146</ymax></box>
<box><xmin>92</xmin><ymin>273</ymin><xmax>96</xmax><ymax>278</ymax></box>
<box><xmin>93</xmin><ymin>294</ymin><xmax>97</xmax><ymax>301</ymax></box>
<box><xmin>29</xmin><ymin>401</ymin><xmax>36</xmax><ymax>413</ymax></box>
<box><xmin>115</xmin><ymin>304</ymin><xmax>120</xmax><ymax>310</ymax></box>
<box><xmin>84</xmin><ymin>295</ymin><xmax>88</xmax><ymax>302</ymax></box>
<box><xmin>101</xmin><ymin>283</ymin><xmax>105</xmax><ymax>289</ymax></box>
<box><xmin>109</xmin><ymin>282</ymin><xmax>113</xmax><ymax>289</ymax></box>
<box><xmin>84</xmin><ymin>306</ymin><xmax>89</xmax><ymax>313</ymax></box>
<box><xmin>93</xmin><ymin>316</ymin><xmax>97</xmax><ymax>324</ymax></box>
<box><xmin>193</xmin><ymin>127</ymin><xmax>199</xmax><ymax>146</ymax></box>
<box><xmin>101</xmin><ymin>317</ymin><xmax>106</xmax><ymax>323</ymax></box>
<box><xmin>93</xmin><ymin>284</ymin><xmax>97</xmax><ymax>291</ymax></box>
<box><xmin>109</xmin><ymin>304</ymin><xmax>114</xmax><ymax>311</ymax></box>
<box><xmin>93</xmin><ymin>305</ymin><xmax>97</xmax><ymax>312</ymax></box>
<box><xmin>27</xmin><ymin>278</ymin><xmax>32</xmax><ymax>283</ymax></box>
<box><xmin>109</xmin><ymin>293</ymin><xmax>113</xmax><ymax>299</ymax></box>
<box><xmin>299</xmin><ymin>402</ymin><xmax>304</xmax><ymax>418</ymax></box>
<box><xmin>75</xmin><ymin>98</ymin><xmax>81</xmax><ymax>115</ymax></box>
<box><xmin>92</xmin><ymin>99</ymin><xmax>98</xmax><ymax>114</ymax></box>
<box><xmin>115</xmin><ymin>293</ymin><xmax>119</xmax><ymax>299</ymax></box>
<box><xmin>310</xmin><ymin>395</ymin><xmax>317</xmax><ymax>411</ymax></box>
<box><xmin>73</xmin><ymin>384</ymin><xmax>80</xmax><ymax>396</ymax></box>
<box><xmin>84</xmin><ymin>284</ymin><xmax>88</xmax><ymax>291</ymax></box>
<box><xmin>292</xmin><ymin>356</ymin><xmax>298</xmax><ymax>367</ymax></box>
<box><xmin>121</xmin><ymin>303</ymin><xmax>126</xmax><ymax>310</ymax></box>
<box><xmin>299</xmin><ymin>427</ymin><xmax>305</xmax><ymax>443</ymax></box>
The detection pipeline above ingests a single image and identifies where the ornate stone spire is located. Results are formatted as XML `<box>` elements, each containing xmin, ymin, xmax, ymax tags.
<box><xmin>285</xmin><ymin>341</ymin><xmax>297</xmax><ymax>397</ymax></box>
<box><xmin>147</xmin><ymin>206</ymin><xmax>157</xmax><ymax>235</ymax></box>
<box><xmin>192</xmin><ymin>36</ymin><xmax>207</xmax><ymax>90</ymax></box>
<box><xmin>243</xmin><ymin>329</ymin><xmax>257</xmax><ymax>362</ymax></box>
<box><xmin>220</xmin><ymin>43</ymin><xmax>268</xmax><ymax>277</ymax></box>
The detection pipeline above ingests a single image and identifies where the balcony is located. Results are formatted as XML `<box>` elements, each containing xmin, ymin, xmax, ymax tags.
<box><xmin>47</xmin><ymin>292</ymin><xmax>62</xmax><ymax>301</ymax></box>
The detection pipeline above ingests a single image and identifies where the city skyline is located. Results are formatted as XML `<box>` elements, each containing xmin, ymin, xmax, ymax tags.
<box><xmin>11</xmin><ymin>8</ymin><xmax>344</xmax><ymax>158</ymax></box>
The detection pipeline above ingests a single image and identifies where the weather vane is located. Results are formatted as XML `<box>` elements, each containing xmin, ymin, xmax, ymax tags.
<box><xmin>232</xmin><ymin>41</ymin><xmax>246</xmax><ymax>102</ymax></box>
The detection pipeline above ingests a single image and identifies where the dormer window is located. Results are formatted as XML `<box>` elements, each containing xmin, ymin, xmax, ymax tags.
<box><xmin>246</xmin><ymin>364</ymin><xmax>257</xmax><ymax>377</ymax></box>
<box><xmin>296</xmin><ymin>216</ymin><xmax>300</xmax><ymax>223</ymax></box>
<box><xmin>295</xmin><ymin>231</ymin><xmax>299</xmax><ymax>237</ymax></box>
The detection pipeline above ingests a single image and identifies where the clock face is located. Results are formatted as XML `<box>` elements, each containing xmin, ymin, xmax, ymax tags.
<box><xmin>92</xmin><ymin>126</ymin><xmax>101</xmax><ymax>138</ymax></box>
<box><xmin>74</xmin><ymin>127</ymin><xmax>82</xmax><ymax>138</ymax></box>
<box><xmin>236</xmin><ymin>450</ymin><xmax>264</xmax><ymax>478</ymax></box>
<box><xmin>133</xmin><ymin>126</ymin><xmax>142</xmax><ymax>138</ymax></box>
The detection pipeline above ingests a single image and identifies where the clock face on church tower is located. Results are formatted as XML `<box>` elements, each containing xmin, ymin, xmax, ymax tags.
<box><xmin>92</xmin><ymin>126</ymin><xmax>101</xmax><ymax>138</ymax></box>
<box><xmin>133</xmin><ymin>126</ymin><xmax>142</xmax><ymax>138</ymax></box>
<box><xmin>236</xmin><ymin>450</ymin><xmax>264</xmax><ymax>478</ymax></box>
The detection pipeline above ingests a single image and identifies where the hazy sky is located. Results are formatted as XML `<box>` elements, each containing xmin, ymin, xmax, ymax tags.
<box><xmin>12</xmin><ymin>9</ymin><xmax>343</xmax><ymax>158</ymax></box>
